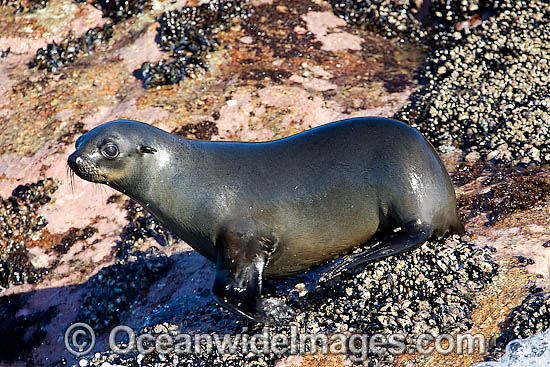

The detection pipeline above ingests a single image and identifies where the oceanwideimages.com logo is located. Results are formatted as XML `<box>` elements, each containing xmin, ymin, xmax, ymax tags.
<box><xmin>65</xmin><ymin>322</ymin><xmax>491</xmax><ymax>363</ymax></box>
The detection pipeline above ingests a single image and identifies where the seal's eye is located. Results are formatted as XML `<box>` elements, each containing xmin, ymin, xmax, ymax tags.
<box><xmin>101</xmin><ymin>143</ymin><xmax>119</xmax><ymax>160</ymax></box>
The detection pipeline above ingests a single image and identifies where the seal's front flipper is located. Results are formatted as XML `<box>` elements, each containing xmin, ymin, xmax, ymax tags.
<box><xmin>212</xmin><ymin>229</ymin><xmax>277</xmax><ymax>323</ymax></box>
<box><xmin>325</xmin><ymin>221</ymin><xmax>432</xmax><ymax>279</ymax></box>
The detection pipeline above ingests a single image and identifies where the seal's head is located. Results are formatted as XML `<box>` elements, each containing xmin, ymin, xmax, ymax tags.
<box><xmin>68</xmin><ymin>120</ymin><xmax>159</xmax><ymax>191</ymax></box>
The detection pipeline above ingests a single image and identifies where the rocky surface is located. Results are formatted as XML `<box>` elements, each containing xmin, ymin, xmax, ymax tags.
<box><xmin>396</xmin><ymin>0</ymin><xmax>550</xmax><ymax>166</ymax></box>
<box><xmin>486</xmin><ymin>291</ymin><xmax>550</xmax><ymax>360</ymax></box>
<box><xmin>0</xmin><ymin>179</ymin><xmax>58</xmax><ymax>290</ymax></box>
<box><xmin>0</xmin><ymin>0</ymin><xmax>549</xmax><ymax>367</ymax></box>
<box><xmin>82</xmin><ymin>235</ymin><xmax>500</xmax><ymax>367</ymax></box>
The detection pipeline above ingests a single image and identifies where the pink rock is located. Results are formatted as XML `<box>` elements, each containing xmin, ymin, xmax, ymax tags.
<box><xmin>301</xmin><ymin>11</ymin><xmax>347</xmax><ymax>38</ymax></box>
<box><xmin>116</xmin><ymin>24</ymin><xmax>164</xmax><ymax>72</ymax></box>
<box><xmin>289</xmin><ymin>74</ymin><xmax>338</xmax><ymax>92</ymax></box>
<box><xmin>320</xmin><ymin>32</ymin><xmax>363</xmax><ymax>51</ymax></box>
<box><xmin>55</xmin><ymin>108</ymin><xmax>75</xmax><ymax>121</ymax></box>
<box><xmin>80</xmin><ymin>97</ymin><xmax>169</xmax><ymax>131</ymax></box>
<box><xmin>251</xmin><ymin>0</ymin><xmax>275</xmax><ymax>5</ymax></box>
<box><xmin>240</xmin><ymin>36</ymin><xmax>254</xmax><ymax>44</ymax></box>
<box><xmin>301</xmin><ymin>11</ymin><xmax>363</xmax><ymax>52</ymax></box>
<box><xmin>0</xmin><ymin>63</ymin><xmax>14</xmax><ymax>108</ymax></box>
<box><xmin>294</xmin><ymin>26</ymin><xmax>307</xmax><ymax>35</ymax></box>
<box><xmin>0</xmin><ymin>2</ymin><xmax>105</xmax><ymax>56</ymax></box>
<box><xmin>0</xmin><ymin>37</ymin><xmax>51</xmax><ymax>55</ymax></box>
<box><xmin>68</xmin><ymin>3</ymin><xmax>106</xmax><ymax>35</ymax></box>
<box><xmin>274</xmin><ymin>356</ymin><xmax>304</xmax><ymax>367</ymax></box>
<box><xmin>467</xmin><ymin>210</ymin><xmax>550</xmax><ymax>289</ymax></box>
<box><xmin>258</xmin><ymin>85</ymin><xmax>309</xmax><ymax>108</ymax></box>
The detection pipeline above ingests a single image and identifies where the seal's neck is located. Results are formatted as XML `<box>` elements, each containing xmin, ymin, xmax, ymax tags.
<box><xmin>127</xmin><ymin>132</ymin><xmax>190</xmax><ymax>209</ymax></box>
<box><xmin>121</xmin><ymin>135</ymin><xmax>217</xmax><ymax>261</ymax></box>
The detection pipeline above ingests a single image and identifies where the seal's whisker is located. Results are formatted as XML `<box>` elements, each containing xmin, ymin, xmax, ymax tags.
<box><xmin>93</xmin><ymin>182</ymin><xmax>101</xmax><ymax>196</ymax></box>
<box><xmin>98</xmin><ymin>182</ymin><xmax>108</xmax><ymax>200</ymax></box>
<box><xmin>66</xmin><ymin>163</ymin><xmax>75</xmax><ymax>194</ymax></box>
<box><xmin>94</xmin><ymin>182</ymin><xmax>107</xmax><ymax>200</ymax></box>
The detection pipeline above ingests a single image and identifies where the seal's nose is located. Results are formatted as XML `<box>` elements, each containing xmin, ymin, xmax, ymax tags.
<box><xmin>67</xmin><ymin>152</ymin><xmax>81</xmax><ymax>172</ymax></box>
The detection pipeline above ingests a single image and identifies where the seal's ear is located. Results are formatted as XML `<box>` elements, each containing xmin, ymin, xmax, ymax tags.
<box><xmin>137</xmin><ymin>145</ymin><xmax>157</xmax><ymax>154</ymax></box>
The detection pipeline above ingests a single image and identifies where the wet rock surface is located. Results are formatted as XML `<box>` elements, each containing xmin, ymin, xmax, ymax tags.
<box><xmin>0</xmin><ymin>0</ymin><xmax>549</xmax><ymax>366</ymax></box>
<box><xmin>456</xmin><ymin>162</ymin><xmax>550</xmax><ymax>225</ymax></box>
<box><xmin>76</xmin><ymin>247</ymin><xmax>173</xmax><ymax>334</ymax></box>
<box><xmin>0</xmin><ymin>292</ymin><xmax>57</xmax><ymax>362</ymax></box>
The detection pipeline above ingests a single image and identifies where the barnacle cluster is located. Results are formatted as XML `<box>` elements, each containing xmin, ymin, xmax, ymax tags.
<box><xmin>76</xmin><ymin>247</ymin><xmax>173</xmax><ymax>334</ymax></box>
<box><xmin>29</xmin><ymin>24</ymin><xmax>114</xmax><ymax>72</ymax></box>
<box><xmin>0</xmin><ymin>0</ymin><xmax>48</xmax><ymax>14</ymax></box>
<box><xmin>0</xmin><ymin>179</ymin><xmax>57</xmax><ymax>290</ymax></box>
<box><xmin>139</xmin><ymin>0</ymin><xmax>247</xmax><ymax>88</ymax></box>
<box><xmin>487</xmin><ymin>292</ymin><xmax>550</xmax><ymax>360</ymax></box>
<box><xmin>85</xmin><ymin>236</ymin><xmax>498</xmax><ymax>366</ymax></box>
<box><xmin>29</xmin><ymin>0</ymin><xmax>149</xmax><ymax>72</ymax></box>
<box><xmin>76</xmin><ymin>199</ymin><xmax>176</xmax><ymax>333</ymax></box>
<box><xmin>88</xmin><ymin>0</ymin><xmax>151</xmax><ymax>22</ymax></box>
<box><xmin>395</xmin><ymin>0</ymin><xmax>550</xmax><ymax>165</ymax></box>
<box><xmin>329</xmin><ymin>0</ymin><xmax>550</xmax><ymax>165</ymax></box>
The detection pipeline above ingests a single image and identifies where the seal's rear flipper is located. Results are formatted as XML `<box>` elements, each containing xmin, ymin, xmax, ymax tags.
<box><xmin>212</xmin><ymin>229</ymin><xmax>275</xmax><ymax>323</ymax></box>
<box><xmin>325</xmin><ymin>221</ymin><xmax>432</xmax><ymax>279</ymax></box>
<box><xmin>451</xmin><ymin>218</ymin><xmax>466</xmax><ymax>235</ymax></box>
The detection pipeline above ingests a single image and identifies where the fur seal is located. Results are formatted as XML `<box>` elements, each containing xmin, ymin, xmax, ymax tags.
<box><xmin>68</xmin><ymin>117</ymin><xmax>464</xmax><ymax>322</ymax></box>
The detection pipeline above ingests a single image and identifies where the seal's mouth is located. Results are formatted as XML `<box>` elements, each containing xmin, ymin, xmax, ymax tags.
<box><xmin>67</xmin><ymin>152</ymin><xmax>108</xmax><ymax>184</ymax></box>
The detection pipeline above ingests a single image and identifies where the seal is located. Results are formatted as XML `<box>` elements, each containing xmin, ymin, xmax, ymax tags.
<box><xmin>68</xmin><ymin>117</ymin><xmax>464</xmax><ymax>322</ymax></box>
